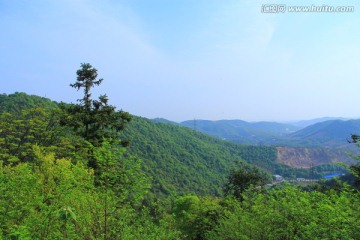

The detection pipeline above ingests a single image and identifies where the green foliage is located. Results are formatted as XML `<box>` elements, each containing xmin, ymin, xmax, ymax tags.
<box><xmin>0</xmin><ymin>146</ymin><xmax>179</xmax><ymax>239</ymax></box>
<box><xmin>173</xmin><ymin>195</ymin><xmax>221</xmax><ymax>240</ymax></box>
<box><xmin>0</xmin><ymin>92</ymin><xmax>57</xmax><ymax>114</ymax></box>
<box><xmin>0</xmin><ymin>147</ymin><xmax>95</xmax><ymax>239</ymax></box>
<box><xmin>344</xmin><ymin>135</ymin><xmax>360</xmax><ymax>187</ymax></box>
<box><xmin>71</xmin><ymin>63</ymin><xmax>104</xmax><ymax>110</ymax></box>
<box><xmin>60</xmin><ymin>63</ymin><xmax>131</xmax><ymax>147</ymax></box>
<box><xmin>121</xmin><ymin>117</ymin><xmax>245</xmax><ymax>196</ymax></box>
<box><xmin>123</xmin><ymin>116</ymin><xmax>322</xmax><ymax>196</ymax></box>
<box><xmin>146</xmin><ymin>117</ymin><xmax>308</xmax><ymax>195</ymax></box>
<box><xmin>0</xmin><ymin>107</ymin><xmax>83</xmax><ymax>164</ymax></box>
<box><xmin>223</xmin><ymin>162</ymin><xmax>271</xmax><ymax>200</ymax></box>
<box><xmin>207</xmin><ymin>184</ymin><xmax>360</xmax><ymax>240</ymax></box>
<box><xmin>93</xmin><ymin>139</ymin><xmax>151</xmax><ymax>206</ymax></box>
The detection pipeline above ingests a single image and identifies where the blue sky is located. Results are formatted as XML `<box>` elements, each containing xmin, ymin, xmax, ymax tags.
<box><xmin>1</xmin><ymin>0</ymin><xmax>360</xmax><ymax>122</ymax></box>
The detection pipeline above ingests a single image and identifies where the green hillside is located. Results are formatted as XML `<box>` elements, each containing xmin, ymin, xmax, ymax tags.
<box><xmin>122</xmin><ymin>117</ymin><xmax>342</xmax><ymax>195</ymax></box>
<box><xmin>121</xmin><ymin>117</ymin><xmax>280</xmax><ymax>197</ymax></box>
<box><xmin>0</xmin><ymin>92</ymin><xmax>58</xmax><ymax>113</ymax></box>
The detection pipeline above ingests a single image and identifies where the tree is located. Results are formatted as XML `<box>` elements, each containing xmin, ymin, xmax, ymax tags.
<box><xmin>0</xmin><ymin>107</ymin><xmax>90</xmax><ymax>165</ymax></box>
<box><xmin>0</xmin><ymin>108</ymin><xmax>65</xmax><ymax>164</ymax></box>
<box><xmin>60</xmin><ymin>63</ymin><xmax>131</xmax><ymax>147</ymax></box>
<box><xmin>92</xmin><ymin>140</ymin><xmax>151</xmax><ymax>239</ymax></box>
<box><xmin>346</xmin><ymin>134</ymin><xmax>360</xmax><ymax>187</ymax></box>
<box><xmin>173</xmin><ymin>195</ymin><xmax>221</xmax><ymax>240</ymax></box>
<box><xmin>71</xmin><ymin>63</ymin><xmax>103</xmax><ymax>113</ymax></box>
<box><xmin>208</xmin><ymin>184</ymin><xmax>360</xmax><ymax>240</ymax></box>
<box><xmin>0</xmin><ymin>146</ymin><xmax>100</xmax><ymax>239</ymax></box>
<box><xmin>223</xmin><ymin>162</ymin><xmax>270</xmax><ymax>201</ymax></box>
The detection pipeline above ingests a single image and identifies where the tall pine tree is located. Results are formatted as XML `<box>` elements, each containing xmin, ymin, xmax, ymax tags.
<box><xmin>60</xmin><ymin>63</ymin><xmax>131</xmax><ymax>169</ymax></box>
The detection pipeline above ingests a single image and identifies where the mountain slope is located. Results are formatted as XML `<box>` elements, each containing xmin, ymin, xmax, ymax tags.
<box><xmin>288</xmin><ymin>117</ymin><xmax>350</xmax><ymax>128</ymax></box>
<box><xmin>0</xmin><ymin>92</ymin><xmax>58</xmax><ymax>113</ymax></box>
<box><xmin>277</xmin><ymin>146</ymin><xmax>354</xmax><ymax>168</ymax></box>
<box><xmin>288</xmin><ymin>119</ymin><xmax>360</xmax><ymax>147</ymax></box>
<box><xmin>180</xmin><ymin>119</ymin><xmax>300</xmax><ymax>145</ymax></box>
<box><xmin>152</xmin><ymin>118</ymin><xmax>180</xmax><ymax>125</ymax></box>
<box><xmin>121</xmin><ymin>117</ymin><xmax>280</xmax><ymax>196</ymax></box>
<box><xmin>179</xmin><ymin>118</ymin><xmax>360</xmax><ymax>149</ymax></box>
<box><xmin>123</xmin><ymin>118</ymin><xmax>351</xmax><ymax>196</ymax></box>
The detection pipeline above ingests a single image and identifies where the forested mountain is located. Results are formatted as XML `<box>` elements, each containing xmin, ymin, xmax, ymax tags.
<box><xmin>288</xmin><ymin>117</ymin><xmax>350</xmax><ymax>128</ymax></box>
<box><xmin>122</xmin><ymin>116</ymin><xmax>281</xmax><ymax>197</ymax></box>
<box><xmin>180</xmin><ymin>119</ymin><xmax>300</xmax><ymax>145</ymax></box>
<box><xmin>288</xmin><ymin>119</ymin><xmax>360</xmax><ymax>147</ymax></box>
<box><xmin>152</xmin><ymin>118</ymin><xmax>355</xmax><ymax>177</ymax></box>
<box><xmin>124</xmin><ymin>116</ymin><xmax>352</xmax><ymax>196</ymax></box>
<box><xmin>152</xmin><ymin>117</ymin><xmax>180</xmax><ymax>125</ymax></box>
<box><xmin>1</xmin><ymin>91</ymin><xmax>359</xmax><ymax>239</ymax></box>
<box><xmin>0</xmin><ymin>92</ymin><xmax>57</xmax><ymax>113</ymax></box>
<box><xmin>177</xmin><ymin>118</ymin><xmax>360</xmax><ymax>149</ymax></box>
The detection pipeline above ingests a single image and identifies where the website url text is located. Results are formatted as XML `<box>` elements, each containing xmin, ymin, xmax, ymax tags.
<box><xmin>261</xmin><ymin>4</ymin><xmax>355</xmax><ymax>13</ymax></box>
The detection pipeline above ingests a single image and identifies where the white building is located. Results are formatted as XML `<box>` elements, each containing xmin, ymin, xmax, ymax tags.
<box><xmin>274</xmin><ymin>175</ymin><xmax>283</xmax><ymax>181</ymax></box>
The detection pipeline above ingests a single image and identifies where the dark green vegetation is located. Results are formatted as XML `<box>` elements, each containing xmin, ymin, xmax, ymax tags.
<box><xmin>60</xmin><ymin>63</ymin><xmax>132</xmax><ymax>148</ymax></box>
<box><xmin>1</xmin><ymin>64</ymin><xmax>360</xmax><ymax>239</ymax></box>
<box><xmin>122</xmin><ymin>116</ymin><xmax>282</xmax><ymax>197</ymax></box>
<box><xmin>223</xmin><ymin>162</ymin><xmax>271</xmax><ymax>201</ymax></box>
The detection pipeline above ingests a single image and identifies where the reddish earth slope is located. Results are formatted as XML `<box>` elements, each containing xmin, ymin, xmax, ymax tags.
<box><xmin>276</xmin><ymin>146</ymin><xmax>356</xmax><ymax>168</ymax></box>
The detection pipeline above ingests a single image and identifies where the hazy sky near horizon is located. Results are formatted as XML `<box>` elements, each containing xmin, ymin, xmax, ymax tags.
<box><xmin>1</xmin><ymin>0</ymin><xmax>360</xmax><ymax>122</ymax></box>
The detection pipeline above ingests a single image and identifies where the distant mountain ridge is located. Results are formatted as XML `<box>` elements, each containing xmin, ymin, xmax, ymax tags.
<box><xmin>286</xmin><ymin>117</ymin><xmax>351</xmax><ymax>128</ymax></box>
<box><xmin>151</xmin><ymin>118</ymin><xmax>360</xmax><ymax>148</ymax></box>
<box><xmin>179</xmin><ymin>119</ymin><xmax>300</xmax><ymax>145</ymax></box>
<box><xmin>288</xmin><ymin>119</ymin><xmax>360</xmax><ymax>148</ymax></box>
<box><xmin>152</xmin><ymin>118</ymin><xmax>180</xmax><ymax>125</ymax></box>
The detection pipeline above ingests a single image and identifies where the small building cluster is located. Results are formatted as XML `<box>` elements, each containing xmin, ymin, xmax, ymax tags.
<box><xmin>274</xmin><ymin>175</ymin><xmax>283</xmax><ymax>182</ymax></box>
